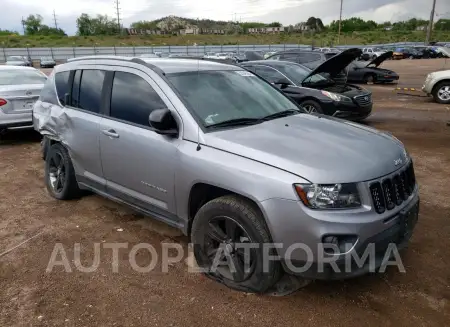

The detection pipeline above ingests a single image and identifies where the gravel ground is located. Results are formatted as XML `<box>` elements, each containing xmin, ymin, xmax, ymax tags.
<box><xmin>1</xmin><ymin>59</ymin><xmax>450</xmax><ymax>327</ymax></box>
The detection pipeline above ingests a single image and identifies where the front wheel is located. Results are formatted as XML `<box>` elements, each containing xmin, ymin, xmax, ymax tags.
<box><xmin>432</xmin><ymin>82</ymin><xmax>450</xmax><ymax>104</ymax></box>
<box><xmin>191</xmin><ymin>195</ymin><xmax>281</xmax><ymax>293</ymax></box>
<box><xmin>299</xmin><ymin>100</ymin><xmax>323</xmax><ymax>114</ymax></box>
<box><xmin>364</xmin><ymin>74</ymin><xmax>376</xmax><ymax>84</ymax></box>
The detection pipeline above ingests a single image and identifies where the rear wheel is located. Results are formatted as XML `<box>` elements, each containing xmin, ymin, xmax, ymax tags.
<box><xmin>191</xmin><ymin>195</ymin><xmax>281</xmax><ymax>293</ymax></box>
<box><xmin>364</xmin><ymin>74</ymin><xmax>376</xmax><ymax>84</ymax></box>
<box><xmin>45</xmin><ymin>143</ymin><xmax>81</xmax><ymax>200</ymax></box>
<box><xmin>432</xmin><ymin>82</ymin><xmax>450</xmax><ymax>104</ymax></box>
<box><xmin>299</xmin><ymin>100</ymin><xmax>323</xmax><ymax>114</ymax></box>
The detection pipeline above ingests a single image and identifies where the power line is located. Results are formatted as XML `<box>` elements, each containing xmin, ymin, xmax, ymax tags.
<box><xmin>21</xmin><ymin>16</ymin><xmax>25</xmax><ymax>35</ymax></box>
<box><xmin>53</xmin><ymin>9</ymin><xmax>58</xmax><ymax>30</ymax></box>
<box><xmin>425</xmin><ymin>0</ymin><xmax>437</xmax><ymax>45</ymax></box>
<box><xmin>114</xmin><ymin>0</ymin><xmax>121</xmax><ymax>34</ymax></box>
<box><xmin>337</xmin><ymin>0</ymin><xmax>343</xmax><ymax>44</ymax></box>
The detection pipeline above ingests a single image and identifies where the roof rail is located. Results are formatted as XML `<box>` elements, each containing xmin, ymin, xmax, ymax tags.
<box><xmin>66</xmin><ymin>55</ymin><xmax>166</xmax><ymax>77</ymax></box>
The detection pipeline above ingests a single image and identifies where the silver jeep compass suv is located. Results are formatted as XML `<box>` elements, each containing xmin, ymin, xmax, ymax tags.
<box><xmin>33</xmin><ymin>56</ymin><xmax>419</xmax><ymax>293</ymax></box>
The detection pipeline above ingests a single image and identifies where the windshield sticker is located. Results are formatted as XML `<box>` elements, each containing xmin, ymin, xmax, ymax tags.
<box><xmin>236</xmin><ymin>71</ymin><xmax>255</xmax><ymax>77</ymax></box>
<box><xmin>205</xmin><ymin>114</ymin><xmax>219</xmax><ymax>124</ymax></box>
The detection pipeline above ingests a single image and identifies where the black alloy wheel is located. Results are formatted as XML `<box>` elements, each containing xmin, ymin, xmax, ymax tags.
<box><xmin>204</xmin><ymin>216</ymin><xmax>255</xmax><ymax>282</ymax></box>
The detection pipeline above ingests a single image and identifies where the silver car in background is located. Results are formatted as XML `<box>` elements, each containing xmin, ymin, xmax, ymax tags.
<box><xmin>33</xmin><ymin>56</ymin><xmax>419</xmax><ymax>293</ymax></box>
<box><xmin>0</xmin><ymin>66</ymin><xmax>47</xmax><ymax>133</ymax></box>
<box><xmin>5</xmin><ymin>56</ymin><xmax>29</xmax><ymax>66</ymax></box>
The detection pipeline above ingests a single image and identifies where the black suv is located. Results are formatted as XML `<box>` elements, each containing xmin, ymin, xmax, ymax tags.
<box><xmin>265</xmin><ymin>50</ymin><xmax>338</xmax><ymax>69</ymax></box>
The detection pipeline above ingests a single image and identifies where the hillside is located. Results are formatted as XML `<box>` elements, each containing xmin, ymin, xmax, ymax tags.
<box><xmin>1</xmin><ymin>30</ymin><xmax>450</xmax><ymax>48</ymax></box>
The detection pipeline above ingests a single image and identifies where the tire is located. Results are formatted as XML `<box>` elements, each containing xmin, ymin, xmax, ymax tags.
<box><xmin>191</xmin><ymin>195</ymin><xmax>281</xmax><ymax>293</ymax></box>
<box><xmin>41</xmin><ymin>136</ymin><xmax>50</xmax><ymax>161</ymax></box>
<box><xmin>364</xmin><ymin>74</ymin><xmax>376</xmax><ymax>84</ymax></box>
<box><xmin>45</xmin><ymin>143</ymin><xmax>81</xmax><ymax>200</ymax></box>
<box><xmin>299</xmin><ymin>100</ymin><xmax>323</xmax><ymax>114</ymax></box>
<box><xmin>409</xmin><ymin>55</ymin><xmax>414</xmax><ymax>60</ymax></box>
<box><xmin>432</xmin><ymin>81</ymin><xmax>450</xmax><ymax>104</ymax></box>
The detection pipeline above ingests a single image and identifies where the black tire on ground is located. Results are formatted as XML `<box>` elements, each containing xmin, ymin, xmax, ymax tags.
<box><xmin>45</xmin><ymin>143</ymin><xmax>81</xmax><ymax>200</ymax></box>
<box><xmin>299</xmin><ymin>99</ymin><xmax>324</xmax><ymax>114</ymax></box>
<box><xmin>432</xmin><ymin>81</ymin><xmax>450</xmax><ymax>104</ymax></box>
<box><xmin>191</xmin><ymin>195</ymin><xmax>281</xmax><ymax>293</ymax></box>
<box><xmin>364</xmin><ymin>74</ymin><xmax>376</xmax><ymax>84</ymax></box>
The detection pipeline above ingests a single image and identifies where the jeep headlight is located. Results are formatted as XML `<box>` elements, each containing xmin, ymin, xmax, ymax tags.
<box><xmin>294</xmin><ymin>183</ymin><xmax>361</xmax><ymax>209</ymax></box>
<box><xmin>321</xmin><ymin>91</ymin><xmax>352</xmax><ymax>103</ymax></box>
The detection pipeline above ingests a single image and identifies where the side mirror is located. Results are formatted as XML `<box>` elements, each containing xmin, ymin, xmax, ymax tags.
<box><xmin>149</xmin><ymin>108</ymin><xmax>178</xmax><ymax>137</ymax></box>
<box><xmin>273</xmin><ymin>78</ymin><xmax>292</xmax><ymax>89</ymax></box>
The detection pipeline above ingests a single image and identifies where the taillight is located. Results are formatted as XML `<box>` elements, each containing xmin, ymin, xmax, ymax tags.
<box><xmin>0</xmin><ymin>98</ymin><xmax>7</xmax><ymax>106</ymax></box>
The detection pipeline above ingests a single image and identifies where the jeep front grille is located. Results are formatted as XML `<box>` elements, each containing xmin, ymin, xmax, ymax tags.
<box><xmin>370</xmin><ymin>161</ymin><xmax>416</xmax><ymax>214</ymax></box>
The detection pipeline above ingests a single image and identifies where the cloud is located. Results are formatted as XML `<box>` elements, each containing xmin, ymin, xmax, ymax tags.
<box><xmin>1</xmin><ymin>0</ymin><xmax>449</xmax><ymax>35</ymax></box>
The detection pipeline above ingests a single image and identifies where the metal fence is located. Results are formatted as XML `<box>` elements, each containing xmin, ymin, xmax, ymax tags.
<box><xmin>0</xmin><ymin>41</ymin><xmax>446</xmax><ymax>63</ymax></box>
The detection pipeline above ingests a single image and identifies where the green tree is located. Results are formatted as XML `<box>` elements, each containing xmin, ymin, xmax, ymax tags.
<box><xmin>22</xmin><ymin>14</ymin><xmax>43</xmax><ymax>35</ymax></box>
<box><xmin>76</xmin><ymin>13</ymin><xmax>118</xmax><ymax>36</ymax></box>
<box><xmin>306</xmin><ymin>17</ymin><xmax>324</xmax><ymax>31</ymax></box>
<box><xmin>22</xmin><ymin>14</ymin><xmax>66</xmax><ymax>36</ymax></box>
<box><xmin>435</xmin><ymin>19</ymin><xmax>450</xmax><ymax>31</ymax></box>
<box><xmin>266</xmin><ymin>22</ymin><xmax>282</xmax><ymax>27</ymax></box>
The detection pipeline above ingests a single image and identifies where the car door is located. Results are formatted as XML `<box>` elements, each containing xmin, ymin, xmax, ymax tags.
<box><xmin>62</xmin><ymin>67</ymin><xmax>107</xmax><ymax>191</ymax></box>
<box><xmin>99</xmin><ymin>67</ymin><xmax>180</xmax><ymax>224</ymax></box>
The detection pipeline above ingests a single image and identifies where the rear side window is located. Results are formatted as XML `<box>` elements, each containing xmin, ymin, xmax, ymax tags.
<box><xmin>55</xmin><ymin>71</ymin><xmax>71</xmax><ymax>105</ymax></box>
<box><xmin>78</xmin><ymin>70</ymin><xmax>105</xmax><ymax>114</ymax></box>
<box><xmin>110</xmin><ymin>72</ymin><xmax>166</xmax><ymax>126</ymax></box>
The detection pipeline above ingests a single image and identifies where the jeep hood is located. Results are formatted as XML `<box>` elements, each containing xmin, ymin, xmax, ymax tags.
<box><xmin>303</xmin><ymin>48</ymin><xmax>362</xmax><ymax>81</ymax></box>
<box><xmin>367</xmin><ymin>51</ymin><xmax>393</xmax><ymax>67</ymax></box>
<box><xmin>204</xmin><ymin>115</ymin><xmax>406</xmax><ymax>184</ymax></box>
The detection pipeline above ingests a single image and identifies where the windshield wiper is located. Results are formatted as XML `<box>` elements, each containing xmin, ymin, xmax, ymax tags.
<box><xmin>261</xmin><ymin>109</ymin><xmax>302</xmax><ymax>121</ymax></box>
<box><xmin>205</xmin><ymin>117</ymin><xmax>263</xmax><ymax>129</ymax></box>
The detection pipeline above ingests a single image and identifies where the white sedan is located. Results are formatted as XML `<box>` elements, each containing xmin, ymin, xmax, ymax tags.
<box><xmin>0</xmin><ymin>66</ymin><xmax>48</xmax><ymax>133</ymax></box>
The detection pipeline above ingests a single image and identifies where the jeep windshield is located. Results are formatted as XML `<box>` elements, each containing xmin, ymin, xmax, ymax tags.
<box><xmin>167</xmin><ymin>70</ymin><xmax>302</xmax><ymax>129</ymax></box>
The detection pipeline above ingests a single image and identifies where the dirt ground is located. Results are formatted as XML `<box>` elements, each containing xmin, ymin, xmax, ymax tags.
<box><xmin>1</xmin><ymin>59</ymin><xmax>450</xmax><ymax>327</ymax></box>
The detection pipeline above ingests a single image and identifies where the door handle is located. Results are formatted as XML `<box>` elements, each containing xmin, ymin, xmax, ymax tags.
<box><xmin>102</xmin><ymin>129</ymin><xmax>120</xmax><ymax>138</ymax></box>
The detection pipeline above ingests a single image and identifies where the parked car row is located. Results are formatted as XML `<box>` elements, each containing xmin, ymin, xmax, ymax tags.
<box><xmin>5</xmin><ymin>55</ymin><xmax>57</xmax><ymax>68</ymax></box>
<box><xmin>30</xmin><ymin>55</ymin><xmax>419</xmax><ymax>294</ymax></box>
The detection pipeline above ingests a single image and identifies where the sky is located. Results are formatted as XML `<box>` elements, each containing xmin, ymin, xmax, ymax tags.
<box><xmin>2</xmin><ymin>0</ymin><xmax>450</xmax><ymax>35</ymax></box>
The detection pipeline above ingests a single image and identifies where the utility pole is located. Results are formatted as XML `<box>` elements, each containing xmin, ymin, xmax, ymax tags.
<box><xmin>425</xmin><ymin>0</ymin><xmax>437</xmax><ymax>45</ymax></box>
<box><xmin>337</xmin><ymin>0</ymin><xmax>343</xmax><ymax>44</ymax></box>
<box><xmin>21</xmin><ymin>16</ymin><xmax>26</xmax><ymax>35</ymax></box>
<box><xmin>53</xmin><ymin>10</ymin><xmax>58</xmax><ymax>29</ymax></box>
<box><xmin>115</xmin><ymin>0</ymin><xmax>121</xmax><ymax>34</ymax></box>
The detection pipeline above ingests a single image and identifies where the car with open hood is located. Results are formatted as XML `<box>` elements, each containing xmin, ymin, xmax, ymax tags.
<box><xmin>241</xmin><ymin>48</ymin><xmax>373</xmax><ymax>120</ymax></box>
<box><xmin>33</xmin><ymin>56</ymin><xmax>419</xmax><ymax>293</ymax></box>
<box><xmin>345</xmin><ymin>51</ymin><xmax>398</xmax><ymax>84</ymax></box>
<box><xmin>264</xmin><ymin>49</ymin><xmax>338</xmax><ymax>69</ymax></box>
